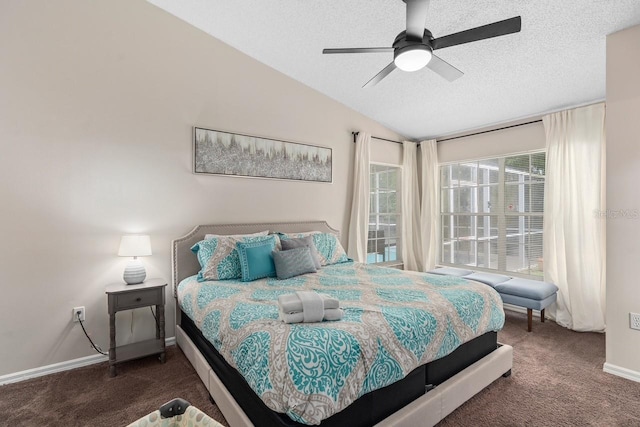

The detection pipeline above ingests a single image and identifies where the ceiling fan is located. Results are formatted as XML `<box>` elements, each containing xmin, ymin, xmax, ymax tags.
<box><xmin>322</xmin><ymin>0</ymin><xmax>521</xmax><ymax>88</ymax></box>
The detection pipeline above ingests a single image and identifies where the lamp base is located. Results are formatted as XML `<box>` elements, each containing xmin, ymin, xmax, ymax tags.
<box><xmin>123</xmin><ymin>259</ymin><xmax>146</xmax><ymax>285</ymax></box>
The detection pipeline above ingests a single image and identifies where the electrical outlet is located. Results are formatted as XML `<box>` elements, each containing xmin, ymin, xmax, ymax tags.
<box><xmin>630</xmin><ymin>313</ymin><xmax>640</xmax><ymax>331</ymax></box>
<box><xmin>73</xmin><ymin>306</ymin><xmax>85</xmax><ymax>322</ymax></box>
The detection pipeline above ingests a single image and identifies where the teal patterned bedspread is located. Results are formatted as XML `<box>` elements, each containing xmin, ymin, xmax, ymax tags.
<box><xmin>177</xmin><ymin>262</ymin><xmax>504</xmax><ymax>425</ymax></box>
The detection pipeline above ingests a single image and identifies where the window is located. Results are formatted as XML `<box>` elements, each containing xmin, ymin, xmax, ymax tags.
<box><xmin>440</xmin><ymin>152</ymin><xmax>545</xmax><ymax>277</ymax></box>
<box><xmin>368</xmin><ymin>164</ymin><xmax>401</xmax><ymax>264</ymax></box>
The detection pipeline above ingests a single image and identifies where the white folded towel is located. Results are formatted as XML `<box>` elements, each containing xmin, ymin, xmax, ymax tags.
<box><xmin>277</xmin><ymin>291</ymin><xmax>343</xmax><ymax>324</ymax></box>
<box><xmin>279</xmin><ymin>308</ymin><xmax>344</xmax><ymax>324</ymax></box>
<box><xmin>277</xmin><ymin>291</ymin><xmax>339</xmax><ymax>313</ymax></box>
<box><xmin>298</xmin><ymin>291</ymin><xmax>324</xmax><ymax>322</ymax></box>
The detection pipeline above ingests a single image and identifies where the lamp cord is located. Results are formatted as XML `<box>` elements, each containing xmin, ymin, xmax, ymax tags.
<box><xmin>77</xmin><ymin>313</ymin><xmax>108</xmax><ymax>356</ymax></box>
<box><xmin>78</xmin><ymin>309</ymin><xmax>157</xmax><ymax>357</ymax></box>
<box><xmin>150</xmin><ymin>307</ymin><xmax>160</xmax><ymax>331</ymax></box>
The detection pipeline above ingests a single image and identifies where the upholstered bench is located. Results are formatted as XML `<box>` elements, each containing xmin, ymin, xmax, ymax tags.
<box><xmin>428</xmin><ymin>267</ymin><xmax>559</xmax><ymax>332</ymax></box>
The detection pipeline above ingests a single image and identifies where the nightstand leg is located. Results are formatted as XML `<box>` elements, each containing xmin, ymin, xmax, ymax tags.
<box><xmin>155</xmin><ymin>308</ymin><xmax>160</xmax><ymax>339</ymax></box>
<box><xmin>109</xmin><ymin>312</ymin><xmax>117</xmax><ymax>377</ymax></box>
<box><xmin>158</xmin><ymin>304</ymin><xmax>166</xmax><ymax>363</ymax></box>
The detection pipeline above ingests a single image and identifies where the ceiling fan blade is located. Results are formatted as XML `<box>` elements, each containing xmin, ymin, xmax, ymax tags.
<box><xmin>405</xmin><ymin>0</ymin><xmax>430</xmax><ymax>41</ymax></box>
<box><xmin>426</xmin><ymin>54</ymin><xmax>464</xmax><ymax>82</ymax></box>
<box><xmin>363</xmin><ymin>62</ymin><xmax>397</xmax><ymax>88</ymax></box>
<box><xmin>432</xmin><ymin>16</ymin><xmax>521</xmax><ymax>50</ymax></box>
<box><xmin>323</xmin><ymin>47</ymin><xmax>394</xmax><ymax>54</ymax></box>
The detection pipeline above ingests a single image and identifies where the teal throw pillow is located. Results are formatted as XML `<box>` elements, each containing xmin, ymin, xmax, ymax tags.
<box><xmin>236</xmin><ymin>238</ymin><xmax>277</xmax><ymax>282</ymax></box>
<box><xmin>192</xmin><ymin>234</ymin><xmax>280</xmax><ymax>281</ymax></box>
<box><xmin>191</xmin><ymin>238</ymin><xmax>219</xmax><ymax>269</ymax></box>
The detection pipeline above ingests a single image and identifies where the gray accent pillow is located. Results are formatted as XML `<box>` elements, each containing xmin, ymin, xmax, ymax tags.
<box><xmin>280</xmin><ymin>236</ymin><xmax>322</xmax><ymax>269</ymax></box>
<box><xmin>273</xmin><ymin>247</ymin><xmax>317</xmax><ymax>280</ymax></box>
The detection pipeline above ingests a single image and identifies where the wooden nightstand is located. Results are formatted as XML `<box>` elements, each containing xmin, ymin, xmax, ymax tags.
<box><xmin>105</xmin><ymin>278</ymin><xmax>167</xmax><ymax>377</ymax></box>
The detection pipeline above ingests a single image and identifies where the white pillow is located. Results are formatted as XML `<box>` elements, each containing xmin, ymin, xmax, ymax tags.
<box><xmin>204</xmin><ymin>230</ymin><xmax>269</xmax><ymax>240</ymax></box>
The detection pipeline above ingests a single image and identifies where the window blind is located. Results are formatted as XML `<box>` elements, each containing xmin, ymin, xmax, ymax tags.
<box><xmin>440</xmin><ymin>152</ymin><xmax>545</xmax><ymax>277</ymax></box>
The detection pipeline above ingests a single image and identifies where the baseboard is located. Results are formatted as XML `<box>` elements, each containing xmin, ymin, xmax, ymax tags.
<box><xmin>603</xmin><ymin>362</ymin><xmax>640</xmax><ymax>383</ymax></box>
<box><xmin>0</xmin><ymin>336</ymin><xmax>176</xmax><ymax>386</ymax></box>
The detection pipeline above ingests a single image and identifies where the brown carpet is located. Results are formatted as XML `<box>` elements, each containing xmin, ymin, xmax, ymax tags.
<box><xmin>440</xmin><ymin>311</ymin><xmax>640</xmax><ymax>427</ymax></box>
<box><xmin>1</xmin><ymin>310</ymin><xmax>639</xmax><ymax>426</ymax></box>
<box><xmin>0</xmin><ymin>347</ymin><xmax>227</xmax><ymax>427</ymax></box>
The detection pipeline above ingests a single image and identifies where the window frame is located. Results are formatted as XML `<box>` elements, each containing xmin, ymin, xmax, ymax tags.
<box><xmin>368</xmin><ymin>161</ymin><xmax>403</xmax><ymax>266</ymax></box>
<box><xmin>438</xmin><ymin>150</ymin><xmax>545</xmax><ymax>279</ymax></box>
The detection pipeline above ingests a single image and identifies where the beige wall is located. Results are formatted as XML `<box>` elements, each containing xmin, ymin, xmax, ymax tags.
<box><xmin>371</xmin><ymin>138</ymin><xmax>403</xmax><ymax>165</ymax></box>
<box><xmin>437</xmin><ymin>121</ymin><xmax>546</xmax><ymax>164</ymax></box>
<box><xmin>0</xmin><ymin>0</ymin><xmax>403</xmax><ymax>376</ymax></box>
<box><xmin>605</xmin><ymin>24</ymin><xmax>640</xmax><ymax>377</ymax></box>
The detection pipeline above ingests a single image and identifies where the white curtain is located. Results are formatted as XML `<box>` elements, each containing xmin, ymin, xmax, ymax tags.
<box><xmin>420</xmin><ymin>139</ymin><xmax>439</xmax><ymax>271</ymax></box>
<box><xmin>401</xmin><ymin>141</ymin><xmax>423</xmax><ymax>271</ymax></box>
<box><xmin>543</xmin><ymin>103</ymin><xmax>606</xmax><ymax>332</ymax></box>
<box><xmin>347</xmin><ymin>132</ymin><xmax>371</xmax><ymax>263</ymax></box>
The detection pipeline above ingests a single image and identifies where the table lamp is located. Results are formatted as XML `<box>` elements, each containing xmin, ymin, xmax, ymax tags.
<box><xmin>118</xmin><ymin>235</ymin><xmax>152</xmax><ymax>284</ymax></box>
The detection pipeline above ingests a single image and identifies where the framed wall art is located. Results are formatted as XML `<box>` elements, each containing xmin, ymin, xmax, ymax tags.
<box><xmin>193</xmin><ymin>127</ymin><xmax>332</xmax><ymax>183</ymax></box>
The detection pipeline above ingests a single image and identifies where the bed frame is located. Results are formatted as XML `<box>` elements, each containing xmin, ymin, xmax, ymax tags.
<box><xmin>172</xmin><ymin>221</ymin><xmax>513</xmax><ymax>427</ymax></box>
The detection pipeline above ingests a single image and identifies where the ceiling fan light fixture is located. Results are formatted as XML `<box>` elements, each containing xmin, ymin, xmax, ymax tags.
<box><xmin>394</xmin><ymin>45</ymin><xmax>432</xmax><ymax>72</ymax></box>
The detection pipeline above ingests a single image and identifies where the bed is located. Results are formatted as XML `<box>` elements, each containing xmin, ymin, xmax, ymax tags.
<box><xmin>172</xmin><ymin>221</ymin><xmax>513</xmax><ymax>427</ymax></box>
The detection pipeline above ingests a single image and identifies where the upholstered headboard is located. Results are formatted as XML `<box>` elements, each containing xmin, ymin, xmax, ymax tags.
<box><xmin>171</xmin><ymin>221</ymin><xmax>340</xmax><ymax>295</ymax></box>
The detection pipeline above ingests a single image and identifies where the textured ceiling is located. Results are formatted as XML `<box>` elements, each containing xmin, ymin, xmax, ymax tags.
<box><xmin>147</xmin><ymin>0</ymin><xmax>640</xmax><ymax>140</ymax></box>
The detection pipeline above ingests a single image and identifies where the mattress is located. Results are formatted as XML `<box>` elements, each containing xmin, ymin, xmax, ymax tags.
<box><xmin>177</xmin><ymin>261</ymin><xmax>504</xmax><ymax>425</ymax></box>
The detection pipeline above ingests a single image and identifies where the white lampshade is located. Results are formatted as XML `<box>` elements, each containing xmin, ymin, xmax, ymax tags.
<box><xmin>394</xmin><ymin>45</ymin><xmax>432</xmax><ymax>72</ymax></box>
<box><xmin>118</xmin><ymin>235</ymin><xmax>152</xmax><ymax>257</ymax></box>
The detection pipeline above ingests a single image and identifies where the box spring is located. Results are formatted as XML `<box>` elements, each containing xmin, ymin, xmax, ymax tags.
<box><xmin>180</xmin><ymin>312</ymin><xmax>497</xmax><ymax>427</ymax></box>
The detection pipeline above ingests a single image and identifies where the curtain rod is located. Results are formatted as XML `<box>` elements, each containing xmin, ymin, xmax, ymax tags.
<box><xmin>351</xmin><ymin>132</ymin><xmax>403</xmax><ymax>145</ymax></box>
<box><xmin>354</xmin><ymin>118</ymin><xmax>542</xmax><ymax>146</ymax></box>
<box><xmin>436</xmin><ymin>119</ymin><xmax>543</xmax><ymax>142</ymax></box>
<box><xmin>354</xmin><ymin>120</ymin><xmax>541</xmax><ymax>146</ymax></box>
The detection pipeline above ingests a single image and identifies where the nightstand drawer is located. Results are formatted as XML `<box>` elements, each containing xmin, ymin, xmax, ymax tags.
<box><xmin>116</xmin><ymin>288</ymin><xmax>162</xmax><ymax>310</ymax></box>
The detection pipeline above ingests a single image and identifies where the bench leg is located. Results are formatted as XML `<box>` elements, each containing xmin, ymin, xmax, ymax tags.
<box><xmin>527</xmin><ymin>308</ymin><xmax>532</xmax><ymax>332</ymax></box>
<box><xmin>541</xmin><ymin>308</ymin><xmax>545</xmax><ymax>323</ymax></box>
